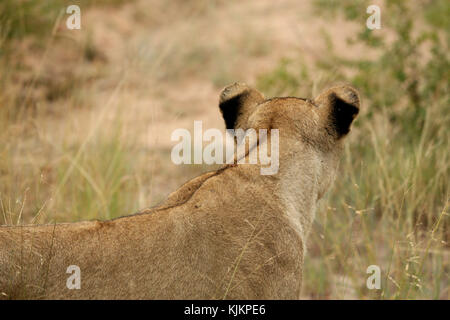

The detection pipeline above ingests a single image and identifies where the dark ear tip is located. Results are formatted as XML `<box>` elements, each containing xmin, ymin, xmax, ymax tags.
<box><xmin>219</xmin><ymin>83</ymin><xmax>251</xmax><ymax>104</ymax></box>
<box><xmin>218</xmin><ymin>83</ymin><xmax>265</xmax><ymax>130</ymax></box>
<box><xmin>315</xmin><ymin>85</ymin><xmax>361</xmax><ymax>110</ymax></box>
<box><xmin>330</xmin><ymin>92</ymin><xmax>360</xmax><ymax>115</ymax></box>
<box><xmin>331</xmin><ymin>93</ymin><xmax>360</xmax><ymax>136</ymax></box>
<box><xmin>313</xmin><ymin>85</ymin><xmax>361</xmax><ymax>137</ymax></box>
<box><xmin>334</xmin><ymin>85</ymin><xmax>360</xmax><ymax>110</ymax></box>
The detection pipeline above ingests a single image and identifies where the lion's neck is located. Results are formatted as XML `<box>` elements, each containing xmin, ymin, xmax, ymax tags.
<box><xmin>277</xmin><ymin>152</ymin><xmax>321</xmax><ymax>241</ymax></box>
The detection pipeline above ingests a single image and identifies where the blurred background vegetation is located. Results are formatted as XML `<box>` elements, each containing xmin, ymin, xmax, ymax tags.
<box><xmin>0</xmin><ymin>0</ymin><xmax>448</xmax><ymax>299</ymax></box>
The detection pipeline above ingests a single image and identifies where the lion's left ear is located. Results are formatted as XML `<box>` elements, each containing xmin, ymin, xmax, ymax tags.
<box><xmin>315</xmin><ymin>85</ymin><xmax>360</xmax><ymax>137</ymax></box>
<box><xmin>219</xmin><ymin>83</ymin><xmax>265</xmax><ymax>130</ymax></box>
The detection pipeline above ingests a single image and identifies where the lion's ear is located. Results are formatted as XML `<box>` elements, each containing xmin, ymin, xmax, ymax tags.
<box><xmin>315</xmin><ymin>85</ymin><xmax>360</xmax><ymax>137</ymax></box>
<box><xmin>219</xmin><ymin>83</ymin><xmax>265</xmax><ymax>129</ymax></box>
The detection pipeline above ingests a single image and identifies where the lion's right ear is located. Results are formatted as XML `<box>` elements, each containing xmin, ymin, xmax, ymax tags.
<box><xmin>219</xmin><ymin>83</ymin><xmax>265</xmax><ymax>130</ymax></box>
<box><xmin>314</xmin><ymin>85</ymin><xmax>360</xmax><ymax>138</ymax></box>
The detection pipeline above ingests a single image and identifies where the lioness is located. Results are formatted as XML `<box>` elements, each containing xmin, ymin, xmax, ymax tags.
<box><xmin>0</xmin><ymin>83</ymin><xmax>359</xmax><ymax>299</ymax></box>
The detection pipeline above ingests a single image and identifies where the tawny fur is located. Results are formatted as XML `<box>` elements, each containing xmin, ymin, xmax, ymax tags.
<box><xmin>0</xmin><ymin>83</ymin><xmax>360</xmax><ymax>299</ymax></box>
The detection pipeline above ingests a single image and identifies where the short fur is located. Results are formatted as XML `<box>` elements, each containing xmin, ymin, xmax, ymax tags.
<box><xmin>0</xmin><ymin>83</ymin><xmax>360</xmax><ymax>299</ymax></box>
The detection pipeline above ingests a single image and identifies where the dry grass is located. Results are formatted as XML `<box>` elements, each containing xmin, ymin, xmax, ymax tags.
<box><xmin>0</xmin><ymin>0</ymin><xmax>448</xmax><ymax>299</ymax></box>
